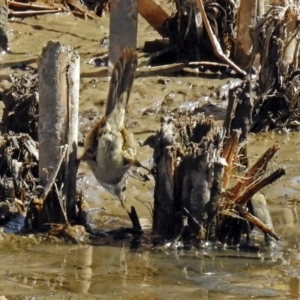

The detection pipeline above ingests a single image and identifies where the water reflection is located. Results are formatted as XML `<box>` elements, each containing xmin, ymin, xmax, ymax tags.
<box><xmin>0</xmin><ymin>236</ymin><xmax>295</xmax><ymax>299</ymax></box>
<box><xmin>69</xmin><ymin>245</ymin><xmax>93</xmax><ymax>294</ymax></box>
<box><xmin>1</xmin><ymin>204</ymin><xmax>300</xmax><ymax>298</ymax></box>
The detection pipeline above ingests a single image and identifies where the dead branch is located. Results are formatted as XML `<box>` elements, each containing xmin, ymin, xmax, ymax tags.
<box><xmin>235</xmin><ymin>204</ymin><xmax>279</xmax><ymax>241</ymax></box>
<box><xmin>80</xmin><ymin>61</ymin><xmax>234</xmax><ymax>79</ymax></box>
<box><xmin>8</xmin><ymin>8</ymin><xmax>62</xmax><ymax>17</ymax></box>
<box><xmin>235</xmin><ymin>168</ymin><xmax>286</xmax><ymax>205</ymax></box>
<box><xmin>194</xmin><ymin>0</ymin><xmax>246</xmax><ymax>76</ymax></box>
<box><xmin>229</xmin><ymin>143</ymin><xmax>280</xmax><ymax>198</ymax></box>
<box><xmin>7</xmin><ymin>0</ymin><xmax>59</xmax><ymax>10</ymax></box>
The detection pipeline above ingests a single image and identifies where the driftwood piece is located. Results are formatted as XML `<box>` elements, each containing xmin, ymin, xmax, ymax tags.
<box><xmin>38</xmin><ymin>40</ymin><xmax>79</xmax><ymax>225</ymax></box>
<box><xmin>235</xmin><ymin>204</ymin><xmax>279</xmax><ymax>241</ymax></box>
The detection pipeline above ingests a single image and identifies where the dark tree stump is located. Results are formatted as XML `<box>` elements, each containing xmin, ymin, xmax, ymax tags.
<box><xmin>152</xmin><ymin>114</ymin><xmax>227</xmax><ymax>240</ymax></box>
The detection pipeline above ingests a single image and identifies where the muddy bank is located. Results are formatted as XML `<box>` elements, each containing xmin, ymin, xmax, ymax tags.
<box><xmin>0</xmin><ymin>3</ymin><xmax>299</xmax><ymax>299</ymax></box>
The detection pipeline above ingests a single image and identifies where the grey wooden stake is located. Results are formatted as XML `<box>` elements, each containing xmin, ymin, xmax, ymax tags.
<box><xmin>0</xmin><ymin>0</ymin><xmax>8</xmax><ymax>52</ymax></box>
<box><xmin>38</xmin><ymin>40</ymin><xmax>79</xmax><ymax>223</ymax></box>
<box><xmin>109</xmin><ymin>0</ymin><xmax>138</xmax><ymax>72</ymax></box>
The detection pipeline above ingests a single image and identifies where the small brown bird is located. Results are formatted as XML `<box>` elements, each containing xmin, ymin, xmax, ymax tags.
<box><xmin>81</xmin><ymin>48</ymin><xmax>143</xmax><ymax>207</ymax></box>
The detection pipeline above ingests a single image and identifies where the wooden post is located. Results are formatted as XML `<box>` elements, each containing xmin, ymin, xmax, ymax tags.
<box><xmin>38</xmin><ymin>40</ymin><xmax>79</xmax><ymax>224</ymax></box>
<box><xmin>235</xmin><ymin>0</ymin><xmax>258</xmax><ymax>69</ymax></box>
<box><xmin>109</xmin><ymin>0</ymin><xmax>138</xmax><ymax>72</ymax></box>
<box><xmin>0</xmin><ymin>0</ymin><xmax>8</xmax><ymax>52</ymax></box>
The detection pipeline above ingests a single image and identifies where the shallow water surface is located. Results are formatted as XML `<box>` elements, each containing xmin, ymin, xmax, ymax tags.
<box><xmin>0</xmin><ymin>230</ymin><xmax>298</xmax><ymax>299</ymax></box>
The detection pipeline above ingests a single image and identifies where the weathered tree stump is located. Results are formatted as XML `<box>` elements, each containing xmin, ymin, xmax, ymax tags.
<box><xmin>151</xmin><ymin>113</ymin><xmax>283</xmax><ymax>245</ymax></box>
<box><xmin>152</xmin><ymin>114</ymin><xmax>227</xmax><ymax>240</ymax></box>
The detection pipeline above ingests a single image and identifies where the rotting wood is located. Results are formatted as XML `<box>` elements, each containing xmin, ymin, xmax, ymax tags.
<box><xmin>150</xmin><ymin>114</ymin><xmax>284</xmax><ymax>245</ymax></box>
<box><xmin>42</xmin><ymin>145</ymin><xmax>68</xmax><ymax>201</ymax></box>
<box><xmin>152</xmin><ymin>114</ymin><xmax>224</xmax><ymax>238</ymax></box>
<box><xmin>38</xmin><ymin>40</ymin><xmax>79</xmax><ymax>226</ymax></box>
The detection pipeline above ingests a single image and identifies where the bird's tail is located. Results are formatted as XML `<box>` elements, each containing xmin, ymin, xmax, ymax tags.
<box><xmin>105</xmin><ymin>48</ymin><xmax>138</xmax><ymax>118</ymax></box>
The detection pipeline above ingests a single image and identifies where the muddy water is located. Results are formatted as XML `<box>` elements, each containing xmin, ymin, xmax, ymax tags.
<box><xmin>0</xmin><ymin>6</ymin><xmax>300</xmax><ymax>299</ymax></box>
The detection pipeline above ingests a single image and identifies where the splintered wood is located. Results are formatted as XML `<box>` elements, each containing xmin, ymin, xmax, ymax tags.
<box><xmin>152</xmin><ymin>114</ymin><xmax>283</xmax><ymax>244</ymax></box>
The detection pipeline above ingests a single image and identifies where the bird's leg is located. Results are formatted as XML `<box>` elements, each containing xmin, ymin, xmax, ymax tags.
<box><xmin>130</xmin><ymin>158</ymin><xmax>151</xmax><ymax>172</ymax></box>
